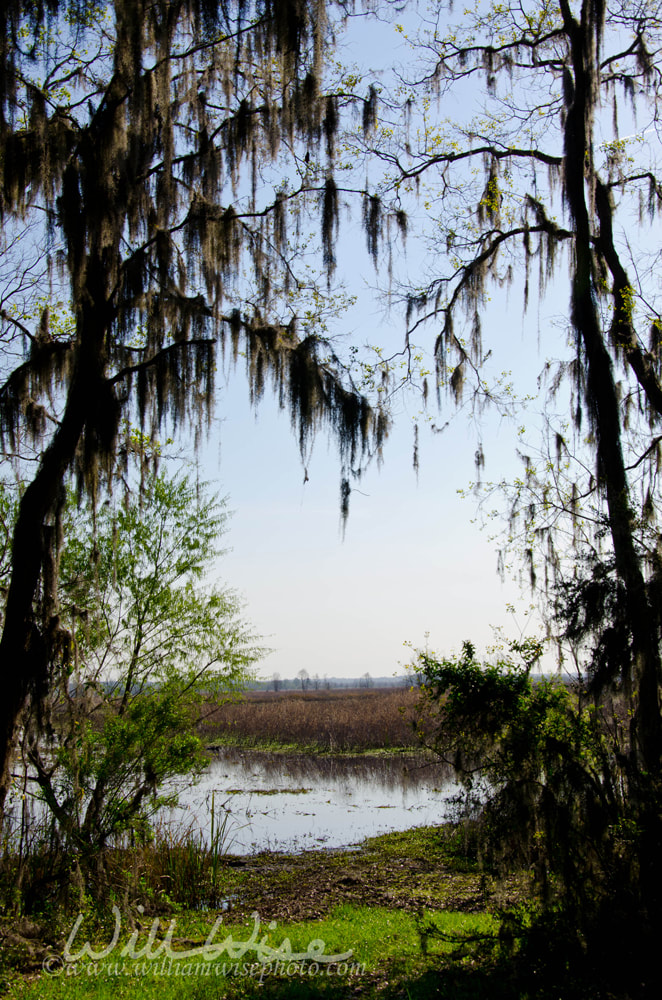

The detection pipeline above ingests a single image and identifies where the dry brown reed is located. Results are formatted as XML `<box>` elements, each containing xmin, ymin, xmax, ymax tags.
<box><xmin>199</xmin><ymin>687</ymin><xmax>420</xmax><ymax>752</ymax></box>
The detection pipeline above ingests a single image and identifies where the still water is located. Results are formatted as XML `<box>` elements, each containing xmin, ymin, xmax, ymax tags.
<box><xmin>165</xmin><ymin>750</ymin><xmax>459</xmax><ymax>855</ymax></box>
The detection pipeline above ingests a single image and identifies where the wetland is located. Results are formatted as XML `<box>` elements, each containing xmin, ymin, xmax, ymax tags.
<box><xmin>168</xmin><ymin>748</ymin><xmax>460</xmax><ymax>853</ymax></box>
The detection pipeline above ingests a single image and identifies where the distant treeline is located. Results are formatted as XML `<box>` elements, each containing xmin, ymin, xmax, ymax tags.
<box><xmin>247</xmin><ymin>670</ymin><xmax>552</xmax><ymax>692</ymax></box>
<box><xmin>249</xmin><ymin>672</ymin><xmax>416</xmax><ymax>692</ymax></box>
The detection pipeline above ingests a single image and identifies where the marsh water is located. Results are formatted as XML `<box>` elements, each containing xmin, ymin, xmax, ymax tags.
<box><xmin>166</xmin><ymin>750</ymin><xmax>459</xmax><ymax>854</ymax></box>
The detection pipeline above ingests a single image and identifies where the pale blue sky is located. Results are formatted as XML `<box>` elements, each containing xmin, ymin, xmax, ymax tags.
<box><xmin>211</xmin><ymin>383</ymin><xmax>539</xmax><ymax>681</ymax></box>
<box><xmin>205</xmin><ymin>269</ymin><xmax>558</xmax><ymax>680</ymax></box>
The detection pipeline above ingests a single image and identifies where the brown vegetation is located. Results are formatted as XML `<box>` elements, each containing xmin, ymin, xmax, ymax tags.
<box><xmin>200</xmin><ymin>687</ymin><xmax>420</xmax><ymax>752</ymax></box>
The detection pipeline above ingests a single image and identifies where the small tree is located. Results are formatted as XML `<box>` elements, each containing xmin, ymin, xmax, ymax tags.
<box><xmin>19</xmin><ymin>472</ymin><xmax>261</xmax><ymax>896</ymax></box>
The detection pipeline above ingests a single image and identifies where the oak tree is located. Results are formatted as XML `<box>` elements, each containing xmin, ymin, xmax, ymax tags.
<box><xmin>356</xmin><ymin>0</ymin><xmax>662</xmax><ymax>984</ymax></box>
<box><xmin>0</xmin><ymin>0</ymin><xmax>386</xmax><ymax>818</ymax></box>
<box><xmin>363</xmin><ymin>0</ymin><xmax>662</xmax><ymax>772</ymax></box>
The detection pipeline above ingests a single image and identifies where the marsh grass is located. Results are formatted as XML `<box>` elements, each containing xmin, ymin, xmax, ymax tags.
<box><xmin>0</xmin><ymin>806</ymin><xmax>70</xmax><ymax>916</ymax></box>
<box><xmin>132</xmin><ymin>804</ymin><xmax>236</xmax><ymax>911</ymax></box>
<box><xmin>200</xmin><ymin>688</ymin><xmax>419</xmax><ymax>752</ymax></box>
<box><xmin>0</xmin><ymin>798</ymin><xmax>239</xmax><ymax>918</ymax></box>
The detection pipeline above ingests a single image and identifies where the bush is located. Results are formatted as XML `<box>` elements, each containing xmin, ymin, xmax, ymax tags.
<box><xmin>415</xmin><ymin>640</ymin><xmax>662</xmax><ymax>997</ymax></box>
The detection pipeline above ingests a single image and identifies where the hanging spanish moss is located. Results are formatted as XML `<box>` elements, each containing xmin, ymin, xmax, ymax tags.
<box><xmin>0</xmin><ymin>0</ymin><xmax>386</xmax><ymax>819</ymax></box>
<box><xmin>360</xmin><ymin>2</ymin><xmax>662</xmax><ymax>985</ymax></box>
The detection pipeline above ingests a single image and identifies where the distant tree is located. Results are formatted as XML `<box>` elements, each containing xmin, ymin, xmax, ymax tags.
<box><xmin>0</xmin><ymin>0</ymin><xmax>386</xmax><ymax>818</ymax></box>
<box><xmin>297</xmin><ymin>668</ymin><xmax>309</xmax><ymax>691</ymax></box>
<box><xmin>272</xmin><ymin>672</ymin><xmax>281</xmax><ymax>693</ymax></box>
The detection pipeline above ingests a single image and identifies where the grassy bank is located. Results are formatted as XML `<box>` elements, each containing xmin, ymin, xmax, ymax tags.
<box><xmin>200</xmin><ymin>688</ymin><xmax>420</xmax><ymax>752</ymax></box>
<box><xmin>10</xmin><ymin>907</ymin><xmax>502</xmax><ymax>1000</ymax></box>
<box><xmin>5</xmin><ymin>826</ymin><xmax>534</xmax><ymax>1000</ymax></box>
<box><xmin>4</xmin><ymin>824</ymin><xmax>626</xmax><ymax>998</ymax></box>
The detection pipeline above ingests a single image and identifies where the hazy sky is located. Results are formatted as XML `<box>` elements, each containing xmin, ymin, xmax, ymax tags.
<box><xmin>210</xmin><ymin>371</ymin><xmax>542</xmax><ymax>682</ymax></box>
<box><xmin>204</xmin><ymin>253</ymin><xmax>560</xmax><ymax>681</ymax></box>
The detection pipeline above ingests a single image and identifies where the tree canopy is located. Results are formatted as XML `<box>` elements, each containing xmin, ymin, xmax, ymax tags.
<box><xmin>0</xmin><ymin>0</ymin><xmax>387</xmax><ymax>817</ymax></box>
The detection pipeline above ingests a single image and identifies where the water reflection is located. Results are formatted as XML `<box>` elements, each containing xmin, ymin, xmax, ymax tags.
<box><xmin>166</xmin><ymin>750</ymin><xmax>458</xmax><ymax>854</ymax></box>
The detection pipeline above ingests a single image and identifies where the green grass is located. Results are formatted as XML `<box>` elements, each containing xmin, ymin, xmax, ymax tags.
<box><xmin>362</xmin><ymin>825</ymin><xmax>479</xmax><ymax>872</ymax></box>
<box><xmin>223</xmin><ymin>786</ymin><xmax>312</xmax><ymax>795</ymax></box>
<box><xmin>2</xmin><ymin>825</ymin><xmax>603</xmax><ymax>999</ymax></box>
<box><xmin>11</xmin><ymin>905</ymin><xmax>499</xmax><ymax>1000</ymax></box>
<box><xmin>3</xmin><ymin>824</ymin><xmax>523</xmax><ymax>999</ymax></box>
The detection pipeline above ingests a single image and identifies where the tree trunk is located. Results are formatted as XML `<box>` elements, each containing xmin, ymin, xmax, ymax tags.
<box><xmin>0</xmin><ymin>396</ymin><xmax>85</xmax><ymax>819</ymax></box>
<box><xmin>561</xmin><ymin>0</ymin><xmax>662</xmax><ymax>775</ymax></box>
<box><xmin>0</xmin><ymin>260</ymin><xmax>112</xmax><ymax>821</ymax></box>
